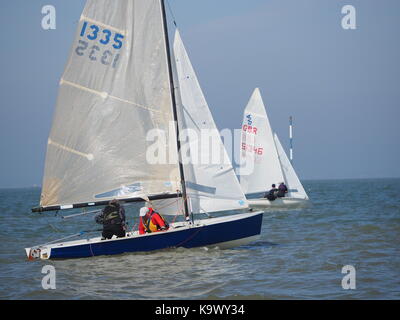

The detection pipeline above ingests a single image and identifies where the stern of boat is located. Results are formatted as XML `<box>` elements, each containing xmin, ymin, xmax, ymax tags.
<box><xmin>25</xmin><ymin>247</ymin><xmax>51</xmax><ymax>260</ymax></box>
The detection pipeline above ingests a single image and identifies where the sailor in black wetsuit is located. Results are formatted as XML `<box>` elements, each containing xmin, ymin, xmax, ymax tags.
<box><xmin>264</xmin><ymin>184</ymin><xmax>278</xmax><ymax>201</ymax></box>
<box><xmin>95</xmin><ymin>199</ymin><xmax>126</xmax><ymax>240</ymax></box>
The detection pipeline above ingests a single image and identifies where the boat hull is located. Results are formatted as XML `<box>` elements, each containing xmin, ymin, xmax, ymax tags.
<box><xmin>248</xmin><ymin>197</ymin><xmax>310</xmax><ymax>209</ymax></box>
<box><xmin>26</xmin><ymin>211</ymin><xmax>263</xmax><ymax>260</ymax></box>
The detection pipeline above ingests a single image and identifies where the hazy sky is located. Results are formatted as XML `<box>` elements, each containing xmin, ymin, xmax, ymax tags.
<box><xmin>0</xmin><ymin>0</ymin><xmax>399</xmax><ymax>188</ymax></box>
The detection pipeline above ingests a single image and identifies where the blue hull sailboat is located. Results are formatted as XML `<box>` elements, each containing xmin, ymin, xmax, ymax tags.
<box><xmin>26</xmin><ymin>212</ymin><xmax>262</xmax><ymax>260</ymax></box>
<box><xmin>27</xmin><ymin>0</ymin><xmax>263</xmax><ymax>260</ymax></box>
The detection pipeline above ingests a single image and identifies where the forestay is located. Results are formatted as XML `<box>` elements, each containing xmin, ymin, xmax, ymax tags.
<box><xmin>173</xmin><ymin>30</ymin><xmax>248</xmax><ymax>214</ymax></box>
<box><xmin>40</xmin><ymin>0</ymin><xmax>181</xmax><ymax>208</ymax></box>
<box><xmin>239</xmin><ymin>88</ymin><xmax>284</xmax><ymax>195</ymax></box>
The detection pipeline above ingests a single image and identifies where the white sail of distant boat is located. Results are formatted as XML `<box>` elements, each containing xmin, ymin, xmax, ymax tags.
<box><xmin>274</xmin><ymin>133</ymin><xmax>308</xmax><ymax>200</ymax></box>
<box><xmin>239</xmin><ymin>88</ymin><xmax>284</xmax><ymax>195</ymax></box>
<box><xmin>27</xmin><ymin>0</ymin><xmax>262</xmax><ymax>260</ymax></box>
<box><xmin>239</xmin><ymin>88</ymin><xmax>309</xmax><ymax>208</ymax></box>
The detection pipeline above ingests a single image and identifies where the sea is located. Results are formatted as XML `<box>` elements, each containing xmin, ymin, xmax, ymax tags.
<box><xmin>0</xmin><ymin>178</ymin><xmax>399</xmax><ymax>300</ymax></box>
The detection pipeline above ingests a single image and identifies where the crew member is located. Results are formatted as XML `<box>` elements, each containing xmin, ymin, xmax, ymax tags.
<box><xmin>95</xmin><ymin>199</ymin><xmax>126</xmax><ymax>239</ymax></box>
<box><xmin>264</xmin><ymin>184</ymin><xmax>278</xmax><ymax>201</ymax></box>
<box><xmin>277</xmin><ymin>182</ymin><xmax>288</xmax><ymax>198</ymax></box>
<box><xmin>139</xmin><ymin>207</ymin><xmax>169</xmax><ymax>235</ymax></box>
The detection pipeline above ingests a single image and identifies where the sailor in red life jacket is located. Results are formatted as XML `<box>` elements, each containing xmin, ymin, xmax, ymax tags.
<box><xmin>139</xmin><ymin>207</ymin><xmax>169</xmax><ymax>235</ymax></box>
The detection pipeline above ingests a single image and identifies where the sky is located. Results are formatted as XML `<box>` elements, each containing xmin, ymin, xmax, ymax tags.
<box><xmin>0</xmin><ymin>0</ymin><xmax>399</xmax><ymax>188</ymax></box>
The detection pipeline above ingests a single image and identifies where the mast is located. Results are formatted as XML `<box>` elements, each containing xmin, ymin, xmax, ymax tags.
<box><xmin>289</xmin><ymin>116</ymin><xmax>293</xmax><ymax>164</ymax></box>
<box><xmin>160</xmin><ymin>0</ymin><xmax>190</xmax><ymax>220</ymax></box>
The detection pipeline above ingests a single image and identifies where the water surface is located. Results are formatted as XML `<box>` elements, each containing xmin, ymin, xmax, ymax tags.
<box><xmin>0</xmin><ymin>179</ymin><xmax>399</xmax><ymax>299</ymax></box>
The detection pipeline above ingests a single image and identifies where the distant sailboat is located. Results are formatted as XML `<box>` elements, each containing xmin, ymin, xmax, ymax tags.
<box><xmin>26</xmin><ymin>0</ymin><xmax>263</xmax><ymax>260</ymax></box>
<box><xmin>239</xmin><ymin>88</ymin><xmax>309</xmax><ymax>208</ymax></box>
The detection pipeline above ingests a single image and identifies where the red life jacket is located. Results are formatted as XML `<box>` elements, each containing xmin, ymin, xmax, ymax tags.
<box><xmin>141</xmin><ymin>208</ymin><xmax>169</xmax><ymax>233</ymax></box>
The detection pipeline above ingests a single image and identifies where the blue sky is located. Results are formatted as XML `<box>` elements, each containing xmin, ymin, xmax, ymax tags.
<box><xmin>0</xmin><ymin>0</ymin><xmax>399</xmax><ymax>188</ymax></box>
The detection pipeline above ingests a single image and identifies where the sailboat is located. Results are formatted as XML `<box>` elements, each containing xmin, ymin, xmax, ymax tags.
<box><xmin>26</xmin><ymin>0</ymin><xmax>263</xmax><ymax>260</ymax></box>
<box><xmin>239</xmin><ymin>88</ymin><xmax>309</xmax><ymax>208</ymax></box>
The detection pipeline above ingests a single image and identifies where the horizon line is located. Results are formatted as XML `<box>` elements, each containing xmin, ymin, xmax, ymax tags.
<box><xmin>1</xmin><ymin>176</ymin><xmax>400</xmax><ymax>190</ymax></box>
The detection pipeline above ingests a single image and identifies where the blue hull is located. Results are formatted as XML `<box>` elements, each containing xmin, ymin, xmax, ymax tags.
<box><xmin>49</xmin><ymin>212</ymin><xmax>263</xmax><ymax>259</ymax></box>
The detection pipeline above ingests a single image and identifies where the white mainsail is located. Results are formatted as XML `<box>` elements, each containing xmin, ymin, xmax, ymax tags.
<box><xmin>239</xmin><ymin>88</ymin><xmax>284</xmax><ymax>195</ymax></box>
<box><xmin>173</xmin><ymin>30</ymin><xmax>248</xmax><ymax>214</ymax></box>
<box><xmin>40</xmin><ymin>0</ymin><xmax>181</xmax><ymax>208</ymax></box>
<box><xmin>274</xmin><ymin>133</ymin><xmax>309</xmax><ymax>200</ymax></box>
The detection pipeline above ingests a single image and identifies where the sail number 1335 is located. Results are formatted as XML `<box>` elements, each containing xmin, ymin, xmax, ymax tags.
<box><xmin>75</xmin><ymin>21</ymin><xmax>124</xmax><ymax>68</ymax></box>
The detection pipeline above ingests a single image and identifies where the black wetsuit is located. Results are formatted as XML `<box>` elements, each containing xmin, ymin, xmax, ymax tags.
<box><xmin>95</xmin><ymin>204</ymin><xmax>126</xmax><ymax>239</ymax></box>
<box><xmin>265</xmin><ymin>188</ymin><xmax>278</xmax><ymax>201</ymax></box>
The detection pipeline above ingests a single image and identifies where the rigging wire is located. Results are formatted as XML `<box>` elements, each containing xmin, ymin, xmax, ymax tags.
<box><xmin>35</xmin><ymin>228</ymin><xmax>102</xmax><ymax>247</ymax></box>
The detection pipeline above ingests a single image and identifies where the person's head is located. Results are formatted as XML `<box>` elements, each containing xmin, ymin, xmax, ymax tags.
<box><xmin>140</xmin><ymin>207</ymin><xmax>150</xmax><ymax>218</ymax></box>
<box><xmin>272</xmin><ymin>184</ymin><xmax>276</xmax><ymax>188</ymax></box>
<box><xmin>109</xmin><ymin>199</ymin><xmax>119</xmax><ymax>208</ymax></box>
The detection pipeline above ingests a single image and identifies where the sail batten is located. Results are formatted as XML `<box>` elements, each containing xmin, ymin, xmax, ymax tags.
<box><xmin>48</xmin><ymin>139</ymin><xmax>94</xmax><ymax>161</ymax></box>
<box><xmin>60</xmin><ymin>79</ymin><xmax>166</xmax><ymax>114</ymax></box>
